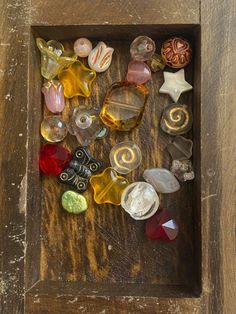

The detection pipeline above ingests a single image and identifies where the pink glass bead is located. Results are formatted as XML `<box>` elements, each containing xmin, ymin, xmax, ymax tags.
<box><xmin>42</xmin><ymin>80</ymin><xmax>65</xmax><ymax>113</ymax></box>
<box><xmin>130</xmin><ymin>36</ymin><xmax>156</xmax><ymax>61</ymax></box>
<box><xmin>145</xmin><ymin>208</ymin><xmax>179</xmax><ymax>242</ymax></box>
<box><xmin>73</xmin><ymin>38</ymin><xmax>92</xmax><ymax>58</ymax></box>
<box><xmin>126</xmin><ymin>61</ymin><xmax>151</xmax><ymax>85</ymax></box>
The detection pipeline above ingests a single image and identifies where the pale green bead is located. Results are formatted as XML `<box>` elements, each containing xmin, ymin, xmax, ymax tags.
<box><xmin>61</xmin><ymin>190</ymin><xmax>87</xmax><ymax>214</ymax></box>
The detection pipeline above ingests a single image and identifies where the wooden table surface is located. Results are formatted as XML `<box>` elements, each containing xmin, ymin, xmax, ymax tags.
<box><xmin>0</xmin><ymin>1</ymin><xmax>235</xmax><ymax>313</ymax></box>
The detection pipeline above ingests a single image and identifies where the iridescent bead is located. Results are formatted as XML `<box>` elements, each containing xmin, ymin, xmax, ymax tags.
<box><xmin>126</xmin><ymin>61</ymin><xmax>151</xmax><ymax>85</ymax></box>
<box><xmin>42</xmin><ymin>80</ymin><xmax>65</xmax><ymax>113</ymax></box>
<box><xmin>41</xmin><ymin>116</ymin><xmax>68</xmax><ymax>142</ymax></box>
<box><xmin>130</xmin><ymin>36</ymin><xmax>156</xmax><ymax>61</ymax></box>
<box><xmin>73</xmin><ymin>38</ymin><xmax>92</xmax><ymax>58</ymax></box>
<box><xmin>109</xmin><ymin>141</ymin><xmax>142</xmax><ymax>174</ymax></box>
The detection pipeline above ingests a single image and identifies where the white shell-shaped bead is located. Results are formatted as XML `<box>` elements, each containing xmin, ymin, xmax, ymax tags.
<box><xmin>88</xmin><ymin>41</ymin><xmax>114</xmax><ymax>72</ymax></box>
<box><xmin>143</xmin><ymin>168</ymin><xmax>180</xmax><ymax>194</ymax></box>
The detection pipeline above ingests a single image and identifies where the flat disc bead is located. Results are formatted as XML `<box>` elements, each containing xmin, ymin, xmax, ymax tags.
<box><xmin>109</xmin><ymin>141</ymin><xmax>142</xmax><ymax>174</ymax></box>
<box><xmin>73</xmin><ymin>38</ymin><xmax>92</xmax><ymax>57</ymax></box>
<box><xmin>41</xmin><ymin>116</ymin><xmax>68</xmax><ymax>142</ymax></box>
<box><xmin>126</xmin><ymin>61</ymin><xmax>151</xmax><ymax>85</ymax></box>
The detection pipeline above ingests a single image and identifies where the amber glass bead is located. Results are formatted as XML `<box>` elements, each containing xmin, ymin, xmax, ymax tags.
<box><xmin>146</xmin><ymin>53</ymin><xmax>165</xmax><ymax>72</ymax></box>
<box><xmin>58</xmin><ymin>60</ymin><xmax>96</xmax><ymax>98</ymax></box>
<box><xmin>90</xmin><ymin>167</ymin><xmax>129</xmax><ymax>205</ymax></box>
<box><xmin>100</xmin><ymin>81</ymin><xmax>149</xmax><ymax>131</ymax></box>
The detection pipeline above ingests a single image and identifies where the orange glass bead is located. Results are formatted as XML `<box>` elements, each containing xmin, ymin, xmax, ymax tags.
<box><xmin>100</xmin><ymin>81</ymin><xmax>149</xmax><ymax>131</ymax></box>
<box><xmin>90</xmin><ymin>167</ymin><xmax>129</xmax><ymax>205</ymax></box>
<box><xmin>58</xmin><ymin>60</ymin><xmax>96</xmax><ymax>98</ymax></box>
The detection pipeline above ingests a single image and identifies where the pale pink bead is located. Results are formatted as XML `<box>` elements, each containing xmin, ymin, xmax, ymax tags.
<box><xmin>73</xmin><ymin>38</ymin><xmax>92</xmax><ymax>58</ymax></box>
<box><xmin>42</xmin><ymin>80</ymin><xmax>65</xmax><ymax>113</ymax></box>
<box><xmin>126</xmin><ymin>60</ymin><xmax>151</xmax><ymax>85</ymax></box>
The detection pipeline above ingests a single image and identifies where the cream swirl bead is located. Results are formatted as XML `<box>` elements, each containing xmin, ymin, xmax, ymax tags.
<box><xmin>160</xmin><ymin>103</ymin><xmax>193</xmax><ymax>135</ymax></box>
<box><xmin>109</xmin><ymin>141</ymin><xmax>142</xmax><ymax>174</ymax></box>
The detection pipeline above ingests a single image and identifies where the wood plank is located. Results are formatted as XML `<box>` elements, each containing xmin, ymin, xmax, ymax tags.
<box><xmin>200</xmin><ymin>1</ymin><xmax>236</xmax><ymax>313</ymax></box>
<box><xmin>30</xmin><ymin>0</ymin><xmax>200</xmax><ymax>25</ymax></box>
<box><xmin>0</xmin><ymin>0</ymin><xmax>30</xmax><ymax>313</ymax></box>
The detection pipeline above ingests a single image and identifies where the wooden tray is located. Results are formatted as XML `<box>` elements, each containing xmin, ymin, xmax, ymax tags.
<box><xmin>27</xmin><ymin>24</ymin><xmax>201</xmax><ymax>297</ymax></box>
<box><xmin>1</xmin><ymin>1</ymin><xmax>235</xmax><ymax>313</ymax></box>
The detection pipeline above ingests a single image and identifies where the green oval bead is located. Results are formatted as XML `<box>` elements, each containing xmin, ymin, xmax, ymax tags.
<box><xmin>61</xmin><ymin>190</ymin><xmax>88</xmax><ymax>214</ymax></box>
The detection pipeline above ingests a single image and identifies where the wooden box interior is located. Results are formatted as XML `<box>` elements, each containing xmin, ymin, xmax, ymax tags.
<box><xmin>26</xmin><ymin>24</ymin><xmax>201</xmax><ymax>298</ymax></box>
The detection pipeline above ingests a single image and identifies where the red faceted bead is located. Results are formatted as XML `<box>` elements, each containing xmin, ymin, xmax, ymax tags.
<box><xmin>145</xmin><ymin>208</ymin><xmax>178</xmax><ymax>242</ymax></box>
<box><xmin>39</xmin><ymin>144</ymin><xmax>72</xmax><ymax>176</ymax></box>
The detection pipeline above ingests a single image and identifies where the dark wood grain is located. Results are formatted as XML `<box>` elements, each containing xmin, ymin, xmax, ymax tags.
<box><xmin>0</xmin><ymin>0</ymin><xmax>30</xmax><ymax>313</ymax></box>
<box><xmin>0</xmin><ymin>0</ymin><xmax>235</xmax><ymax>313</ymax></box>
<box><xmin>31</xmin><ymin>35</ymin><xmax>194</xmax><ymax>289</ymax></box>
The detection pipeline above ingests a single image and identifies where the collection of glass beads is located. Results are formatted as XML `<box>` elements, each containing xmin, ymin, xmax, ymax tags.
<box><xmin>37</xmin><ymin>35</ymin><xmax>194</xmax><ymax>242</ymax></box>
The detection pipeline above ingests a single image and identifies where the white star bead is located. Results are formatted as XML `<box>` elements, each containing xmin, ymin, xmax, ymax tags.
<box><xmin>159</xmin><ymin>69</ymin><xmax>193</xmax><ymax>102</ymax></box>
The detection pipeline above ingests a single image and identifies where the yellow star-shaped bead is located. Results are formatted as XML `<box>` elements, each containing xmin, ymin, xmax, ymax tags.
<box><xmin>90</xmin><ymin>167</ymin><xmax>129</xmax><ymax>205</ymax></box>
<box><xmin>58</xmin><ymin>60</ymin><xmax>96</xmax><ymax>98</ymax></box>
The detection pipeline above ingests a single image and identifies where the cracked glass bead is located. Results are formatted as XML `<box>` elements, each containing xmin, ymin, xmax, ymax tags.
<box><xmin>121</xmin><ymin>182</ymin><xmax>159</xmax><ymax>220</ymax></box>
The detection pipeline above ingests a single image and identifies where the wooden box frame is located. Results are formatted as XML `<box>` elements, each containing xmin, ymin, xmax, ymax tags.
<box><xmin>0</xmin><ymin>1</ymin><xmax>235</xmax><ymax>313</ymax></box>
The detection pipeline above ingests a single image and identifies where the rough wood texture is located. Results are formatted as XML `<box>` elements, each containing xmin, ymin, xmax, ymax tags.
<box><xmin>0</xmin><ymin>0</ymin><xmax>235</xmax><ymax>313</ymax></box>
<box><xmin>34</xmin><ymin>37</ymin><xmax>195</xmax><ymax>289</ymax></box>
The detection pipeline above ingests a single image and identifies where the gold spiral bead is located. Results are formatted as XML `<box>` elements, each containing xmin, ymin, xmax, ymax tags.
<box><xmin>160</xmin><ymin>103</ymin><xmax>193</xmax><ymax>135</ymax></box>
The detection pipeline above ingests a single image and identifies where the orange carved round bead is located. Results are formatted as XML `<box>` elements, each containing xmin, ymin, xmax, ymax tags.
<box><xmin>161</xmin><ymin>37</ymin><xmax>192</xmax><ymax>68</ymax></box>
